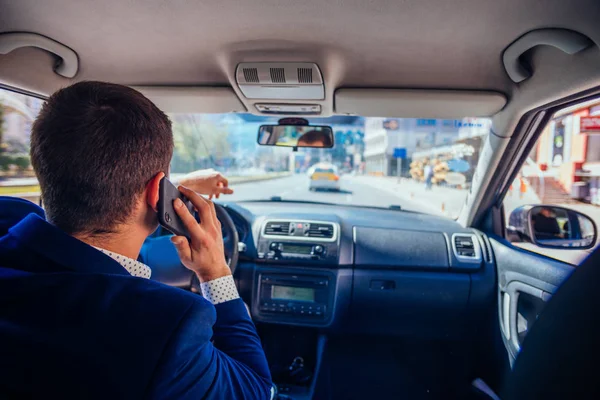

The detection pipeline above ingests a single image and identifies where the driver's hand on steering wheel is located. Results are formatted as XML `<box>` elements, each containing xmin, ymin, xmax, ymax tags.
<box><xmin>170</xmin><ymin>186</ymin><xmax>231</xmax><ymax>283</ymax></box>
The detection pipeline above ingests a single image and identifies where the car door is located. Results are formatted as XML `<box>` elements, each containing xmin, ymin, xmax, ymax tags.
<box><xmin>490</xmin><ymin>237</ymin><xmax>575</xmax><ymax>363</ymax></box>
<box><xmin>478</xmin><ymin>94</ymin><xmax>600</xmax><ymax>365</ymax></box>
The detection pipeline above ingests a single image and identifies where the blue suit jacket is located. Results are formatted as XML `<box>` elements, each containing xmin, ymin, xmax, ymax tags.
<box><xmin>0</xmin><ymin>198</ymin><xmax>272</xmax><ymax>399</ymax></box>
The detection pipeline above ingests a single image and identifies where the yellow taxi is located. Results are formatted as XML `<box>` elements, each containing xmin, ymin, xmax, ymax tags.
<box><xmin>309</xmin><ymin>163</ymin><xmax>340</xmax><ymax>191</ymax></box>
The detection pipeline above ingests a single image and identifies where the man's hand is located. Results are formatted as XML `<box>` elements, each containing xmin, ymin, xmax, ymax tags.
<box><xmin>178</xmin><ymin>169</ymin><xmax>234</xmax><ymax>199</ymax></box>
<box><xmin>170</xmin><ymin>186</ymin><xmax>231</xmax><ymax>282</ymax></box>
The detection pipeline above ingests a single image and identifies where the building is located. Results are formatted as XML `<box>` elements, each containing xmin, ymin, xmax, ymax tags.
<box><xmin>528</xmin><ymin>98</ymin><xmax>600</xmax><ymax>204</ymax></box>
<box><xmin>0</xmin><ymin>90</ymin><xmax>43</xmax><ymax>154</ymax></box>
<box><xmin>363</xmin><ymin>118</ymin><xmax>388</xmax><ymax>175</ymax></box>
<box><xmin>363</xmin><ymin>117</ymin><xmax>491</xmax><ymax>176</ymax></box>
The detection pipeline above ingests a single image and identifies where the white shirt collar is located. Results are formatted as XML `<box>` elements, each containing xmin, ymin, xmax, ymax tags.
<box><xmin>94</xmin><ymin>247</ymin><xmax>152</xmax><ymax>279</ymax></box>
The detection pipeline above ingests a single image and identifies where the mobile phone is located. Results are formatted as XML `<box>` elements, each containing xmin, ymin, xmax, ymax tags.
<box><xmin>157</xmin><ymin>177</ymin><xmax>196</xmax><ymax>239</ymax></box>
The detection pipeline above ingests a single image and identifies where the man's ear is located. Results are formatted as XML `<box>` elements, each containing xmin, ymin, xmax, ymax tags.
<box><xmin>146</xmin><ymin>172</ymin><xmax>165</xmax><ymax>212</ymax></box>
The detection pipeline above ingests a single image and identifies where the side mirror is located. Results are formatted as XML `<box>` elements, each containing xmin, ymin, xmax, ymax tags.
<box><xmin>507</xmin><ymin>205</ymin><xmax>597</xmax><ymax>249</ymax></box>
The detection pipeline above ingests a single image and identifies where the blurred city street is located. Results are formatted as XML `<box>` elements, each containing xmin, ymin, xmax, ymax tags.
<box><xmin>225</xmin><ymin>173</ymin><xmax>462</xmax><ymax>217</ymax></box>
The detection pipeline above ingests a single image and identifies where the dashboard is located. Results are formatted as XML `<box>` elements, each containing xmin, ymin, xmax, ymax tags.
<box><xmin>224</xmin><ymin>201</ymin><xmax>496</xmax><ymax>338</ymax></box>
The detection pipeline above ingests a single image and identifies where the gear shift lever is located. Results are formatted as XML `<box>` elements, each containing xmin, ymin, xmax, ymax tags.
<box><xmin>287</xmin><ymin>356</ymin><xmax>311</xmax><ymax>385</ymax></box>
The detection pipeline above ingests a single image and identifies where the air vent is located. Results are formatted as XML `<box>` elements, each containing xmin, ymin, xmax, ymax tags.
<box><xmin>454</xmin><ymin>235</ymin><xmax>476</xmax><ymax>257</ymax></box>
<box><xmin>242</xmin><ymin>68</ymin><xmax>259</xmax><ymax>83</ymax></box>
<box><xmin>236</xmin><ymin>62</ymin><xmax>324</xmax><ymax>100</ymax></box>
<box><xmin>477</xmin><ymin>234</ymin><xmax>492</xmax><ymax>263</ymax></box>
<box><xmin>269</xmin><ymin>68</ymin><xmax>286</xmax><ymax>83</ymax></box>
<box><xmin>306</xmin><ymin>223</ymin><xmax>334</xmax><ymax>239</ymax></box>
<box><xmin>298</xmin><ymin>67</ymin><xmax>313</xmax><ymax>83</ymax></box>
<box><xmin>264</xmin><ymin>221</ymin><xmax>290</xmax><ymax>236</ymax></box>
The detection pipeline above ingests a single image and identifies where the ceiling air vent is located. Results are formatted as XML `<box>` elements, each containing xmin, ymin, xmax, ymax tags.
<box><xmin>306</xmin><ymin>223</ymin><xmax>334</xmax><ymax>239</ymax></box>
<box><xmin>264</xmin><ymin>221</ymin><xmax>291</xmax><ymax>236</ymax></box>
<box><xmin>235</xmin><ymin>62</ymin><xmax>324</xmax><ymax>101</ymax></box>
<box><xmin>242</xmin><ymin>68</ymin><xmax>259</xmax><ymax>83</ymax></box>
<box><xmin>298</xmin><ymin>67</ymin><xmax>313</xmax><ymax>83</ymax></box>
<box><xmin>269</xmin><ymin>68</ymin><xmax>286</xmax><ymax>83</ymax></box>
<box><xmin>452</xmin><ymin>233</ymin><xmax>482</xmax><ymax>262</ymax></box>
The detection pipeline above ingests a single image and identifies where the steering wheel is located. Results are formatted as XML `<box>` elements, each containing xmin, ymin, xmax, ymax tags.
<box><xmin>142</xmin><ymin>203</ymin><xmax>239</xmax><ymax>290</ymax></box>
<box><xmin>215</xmin><ymin>203</ymin><xmax>239</xmax><ymax>274</ymax></box>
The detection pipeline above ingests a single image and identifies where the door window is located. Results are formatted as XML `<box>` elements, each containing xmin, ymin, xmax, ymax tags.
<box><xmin>504</xmin><ymin>97</ymin><xmax>600</xmax><ymax>265</ymax></box>
<box><xmin>0</xmin><ymin>87</ymin><xmax>42</xmax><ymax>203</ymax></box>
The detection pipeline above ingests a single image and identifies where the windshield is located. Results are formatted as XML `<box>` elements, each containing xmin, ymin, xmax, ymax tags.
<box><xmin>0</xmin><ymin>88</ymin><xmax>490</xmax><ymax>219</ymax></box>
<box><xmin>170</xmin><ymin>114</ymin><xmax>491</xmax><ymax>218</ymax></box>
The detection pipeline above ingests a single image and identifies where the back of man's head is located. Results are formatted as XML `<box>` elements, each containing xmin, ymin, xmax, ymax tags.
<box><xmin>31</xmin><ymin>81</ymin><xmax>173</xmax><ymax>235</ymax></box>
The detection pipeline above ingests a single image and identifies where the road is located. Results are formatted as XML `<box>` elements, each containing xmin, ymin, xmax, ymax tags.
<box><xmin>225</xmin><ymin>173</ymin><xmax>446</xmax><ymax>215</ymax></box>
<box><xmin>0</xmin><ymin>177</ymin><xmax>39</xmax><ymax>187</ymax></box>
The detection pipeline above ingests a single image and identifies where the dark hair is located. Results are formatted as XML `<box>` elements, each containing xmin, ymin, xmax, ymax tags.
<box><xmin>31</xmin><ymin>81</ymin><xmax>173</xmax><ymax>235</ymax></box>
<box><xmin>298</xmin><ymin>130</ymin><xmax>333</xmax><ymax>147</ymax></box>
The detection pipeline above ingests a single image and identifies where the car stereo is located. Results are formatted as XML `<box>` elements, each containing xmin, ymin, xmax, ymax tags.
<box><xmin>257</xmin><ymin>241</ymin><xmax>337</xmax><ymax>262</ymax></box>
<box><xmin>258</xmin><ymin>274</ymin><xmax>332</xmax><ymax>321</ymax></box>
<box><xmin>257</xmin><ymin>219</ymin><xmax>340</xmax><ymax>264</ymax></box>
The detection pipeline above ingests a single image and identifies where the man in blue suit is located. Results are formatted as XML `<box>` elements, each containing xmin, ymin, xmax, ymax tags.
<box><xmin>0</xmin><ymin>82</ymin><xmax>272</xmax><ymax>399</ymax></box>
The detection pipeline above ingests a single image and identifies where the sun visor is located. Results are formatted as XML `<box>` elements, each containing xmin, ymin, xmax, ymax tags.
<box><xmin>133</xmin><ymin>86</ymin><xmax>246</xmax><ymax>114</ymax></box>
<box><xmin>335</xmin><ymin>89</ymin><xmax>506</xmax><ymax>118</ymax></box>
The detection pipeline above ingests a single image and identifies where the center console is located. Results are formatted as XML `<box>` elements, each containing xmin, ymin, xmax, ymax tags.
<box><xmin>257</xmin><ymin>219</ymin><xmax>339</xmax><ymax>264</ymax></box>
<box><xmin>254</xmin><ymin>219</ymin><xmax>342</xmax><ymax>327</ymax></box>
<box><xmin>252</xmin><ymin>220</ymin><xmax>345</xmax><ymax>397</ymax></box>
<box><xmin>258</xmin><ymin>273</ymin><xmax>333</xmax><ymax>323</ymax></box>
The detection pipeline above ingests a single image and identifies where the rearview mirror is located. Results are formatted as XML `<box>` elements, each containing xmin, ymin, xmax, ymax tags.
<box><xmin>507</xmin><ymin>205</ymin><xmax>597</xmax><ymax>249</ymax></box>
<box><xmin>257</xmin><ymin>125</ymin><xmax>334</xmax><ymax>148</ymax></box>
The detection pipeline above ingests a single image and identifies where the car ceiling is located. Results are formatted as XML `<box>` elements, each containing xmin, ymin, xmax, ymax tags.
<box><xmin>1</xmin><ymin>0</ymin><xmax>599</xmax><ymax>89</ymax></box>
<box><xmin>1</xmin><ymin>0</ymin><xmax>600</xmax><ymax>125</ymax></box>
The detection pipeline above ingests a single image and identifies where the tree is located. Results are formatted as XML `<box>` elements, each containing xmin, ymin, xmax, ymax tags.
<box><xmin>13</xmin><ymin>155</ymin><xmax>30</xmax><ymax>172</ymax></box>
<box><xmin>171</xmin><ymin>114</ymin><xmax>230</xmax><ymax>173</ymax></box>
<box><xmin>0</xmin><ymin>106</ymin><xmax>6</xmax><ymax>178</ymax></box>
<box><xmin>0</xmin><ymin>154</ymin><xmax>10</xmax><ymax>172</ymax></box>
<box><xmin>0</xmin><ymin>105</ymin><xmax>5</xmax><ymax>154</ymax></box>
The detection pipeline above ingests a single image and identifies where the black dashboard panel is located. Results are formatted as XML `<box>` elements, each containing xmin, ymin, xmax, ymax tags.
<box><xmin>350</xmin><ymin>269</ymin><xmax>470</xmax><ymax>336</ymax></box>
<box><xmin>222</xmin><ymin>201</ymin><xmax>494</xmax><ymax>337</ymax></box>
<box><xmin>354</xmin><ymin>226</ymin><xmax>449</xmax><ymax>269</ymax></box>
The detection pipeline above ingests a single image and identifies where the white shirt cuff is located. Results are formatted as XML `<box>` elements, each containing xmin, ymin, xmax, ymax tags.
<box><xmin>200</xmin><ymin>275</ymin><xmax>240</xmax><ymax>305</ymax></box>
